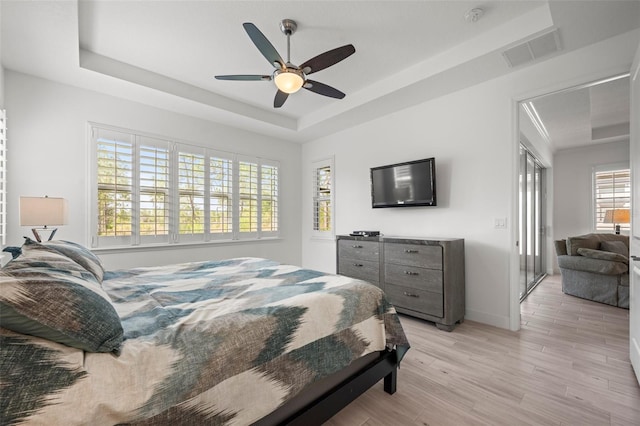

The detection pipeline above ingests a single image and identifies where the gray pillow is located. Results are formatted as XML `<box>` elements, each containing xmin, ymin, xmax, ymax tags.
<box><xmin>577</xmin><ymin>247</ymin><xmax>628</xmax><ymax>264</ymax></box>
<box><xmin>0</xmin><ymin>249</ymin><xmax>123</xmax><ymax>353</ymax></box>
<box><xmin>600</xmin><ymin>240</ymin><xmax>628</xmax><ymax>257</ymax></box>
<box><xmin>566</xmin><ymin>236</ymin><xmax>599</xmax><ymax>256</ymax></box>
<box><xmin>23</xmin><ymin>238</ymin><xmax>105</xmax><ymax>283</ymax></box>
<box><xmin>554</xmin><ymin>239</ymin><xmax>567</xmax><ymax>256</ymax></box>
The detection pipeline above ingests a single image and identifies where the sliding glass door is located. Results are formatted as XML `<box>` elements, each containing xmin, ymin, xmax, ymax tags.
<box><xmin>519</xmin><ymin>145</ymin><xmax>546</xmax><ymax>301</ymax></box>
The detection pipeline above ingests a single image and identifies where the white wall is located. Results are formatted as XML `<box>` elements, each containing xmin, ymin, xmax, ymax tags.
<box><xmin>302</xmin><ymin>29</ymin><xmax>640</xmax><ymax>330</ymax></box>
<box><xmin>553</xmin><ymin>141</ymin><xmax>630</xmax><ymax>240</ymax></box>
<box><xmin>5</xmin><ymin>71</ymin><xmax>302</xmax><ymax>269</ymax></box>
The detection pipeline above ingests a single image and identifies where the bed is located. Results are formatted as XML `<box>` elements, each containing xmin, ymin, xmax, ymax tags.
<box><xmin>0</xmin><ymin>239</ymin><xmax>410</xmax><ymax>425</ymax></box>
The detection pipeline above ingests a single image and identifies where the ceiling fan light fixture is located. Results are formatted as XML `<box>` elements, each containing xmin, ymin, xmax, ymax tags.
<box><xmin>274</xmin><ymin>69</ymin><xmax>304</xmax><ymax>94</ymax></box>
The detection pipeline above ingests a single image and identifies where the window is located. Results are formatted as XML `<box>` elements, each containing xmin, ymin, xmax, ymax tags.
<box><xmin>91</xmin><ymin>125</ymin><xmax>279</xmax><ymax>248</ymax></box>
<box><xmin>594</xmin><ymin>166</ymin><xmax>630</xmax><ymax>232</ymax></box>
<box><xmin>312</xmin><ymin>157</ymin><xmax>334</xmax><ymax>237</ymax></box>
<box><xmin>0</xmin><ymin>109</ymin><xmax>6</xmax><ymax>246</ymax></box>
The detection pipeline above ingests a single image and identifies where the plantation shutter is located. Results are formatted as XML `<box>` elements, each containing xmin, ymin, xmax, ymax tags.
<box><xmin>260</xmin><ymin>161</ymin><xmax>279</xmax><ymax>236</ymax></box>
<box><xmin>209</xmin><ymin>152</ymin><xmax>233</xmax><ymax>239</ymax></box>
<box><xmin>0</xmin><ymin>110</ymin><xmax>6</xmax><ymax>246</ymax></box>
<box><xmin>594</xmin><ymin>168</ymin><xmax>631</xmax><ymax>232</ymax></box>
<box><xmin>95</xmin><ymin>128</ymin><xmax>135</xmax><ymax>247</ymax></box>
<box><xmin>139</xmin><ymin>137</ymin><xmax>171</xmax><ymax>244</ymax></box>
<box><xmin>91</xmin><ymin>124</ymin><xmax>279</xmax><ymax>247</ymax></box>
<box><xmin>177</xmin><ymin>145</ymin><xmax>206</xmax><ymax>242</ymax></box>
<box><xmin>238</xmin><ymin>158</ymin><xmax>259</xmax><ymax>237</ymax></box>
<box><xmin>312</xmin><ymin>158</ymin><xmax>333</xmax><ymax>236</ymax></box>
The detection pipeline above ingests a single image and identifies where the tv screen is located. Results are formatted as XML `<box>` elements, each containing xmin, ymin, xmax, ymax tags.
<box><xmin>370</xmin><ymin>158</ymin><xmax>436</xmax><ymax>208</ymax></box>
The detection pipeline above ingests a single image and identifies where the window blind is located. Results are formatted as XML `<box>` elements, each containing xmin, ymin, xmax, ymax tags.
<box><xmin>96</xmin><ymin>129</ymin><xmax>134</xmax><ymax>244</ymax></box>
<box><xmin>312</xmin><ymin>159</ymin><xmax>333</xmax><ymax>234</ymax></box>
<box><xmin>261</xmin><ymin>164</ymin><xmax>278</xmax><ymax>233</ymax></box>
<box><xmin>0</xmin><ymin>110</ymin><xmax>6</xmax><ymax>246</ymax></box>
<box><xmin>178</xmin><ymin>151</ymin><xmax>206</xmax><ymax>236</ymax></box>
<box><xmin>239</xmin><ymin>160</ymin><xmax>258</xmax><ymax>234</ymax></box>
<box><xmin>139</xmin><ymin>139</ymin><xmax>170</xmax><ymax>243</ymax></box>
<box><xmin>91</xmin><ymin>124</ymin><xmax>279</xmax><ymax>248</ymax></box>
<box><xmin>594</xmin><ymin>168</ymin><xmax>630</xmax><ymax>232</ymax></box>
<box><xmin>209</xmin><ymin>155</ymin><xmax>233</xmax><ymax>236</ymax></box>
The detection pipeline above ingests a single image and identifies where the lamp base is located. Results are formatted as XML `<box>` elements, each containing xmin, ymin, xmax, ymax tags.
<box><xmin>31</xmin><ymin>227</ymin><xmax>58</xmax><ymax>243</ymax></box>
<box><xmin>615</xmin><ymin>225</ymin><xmax>621</xmax><ymax>235</ymax></box>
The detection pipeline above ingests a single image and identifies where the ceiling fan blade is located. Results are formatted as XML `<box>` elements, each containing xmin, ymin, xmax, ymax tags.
<box><xmin>300</xmin><ymin>44</ymin><xmax>356</xmax><ymax>75</ymax></box>
<box><xmin>243</xmin><ymin>22</ymin><xmax>285</xmax><ymax>69</ymax></box>
<box><xmin>274</xmin><ymin>90</ymin><xmax>289</xmax><ymax>108</ymax></box>
<box><xmin>215</xmin><ymin>75</ymin><xmax>272</xmax><ymax>81</ymax></box>
<box><xmin>303</xmin><ymin>80</ymin><xmax>346</xmax><ymax>99</ymax></box>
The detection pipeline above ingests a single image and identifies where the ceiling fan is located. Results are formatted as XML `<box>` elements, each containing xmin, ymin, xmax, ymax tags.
<box><xmin>215</xmin><ymin>19</ymin><xmax>356</xmax><ymax>108</ymax></box>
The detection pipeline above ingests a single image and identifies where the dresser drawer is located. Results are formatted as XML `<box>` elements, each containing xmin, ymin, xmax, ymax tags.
<box><xmin>385</xmin><ymin>284</ymin><xmax>444</xmax><ymax>318</ymax></box>
<box><xmin>338</xmin><ymin>240</ymin><xmax>380</xmax><ymax>262</ymax></box>
<box><xmin>384</xmin><ymin>243</ymin><xmax>442</xmax><ymax>269</ymax></box>
<box><xmin>338</xmin><ymin>258</ymin><xmax>380</xmax><ymax>284</ymax></box>
<box><xmin>384</xmin><ymin>263</ymin><xmax>443</xmax><ymax>292</ymax></box>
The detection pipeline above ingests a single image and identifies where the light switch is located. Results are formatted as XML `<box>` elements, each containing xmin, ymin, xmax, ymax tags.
<box><xmin>494</xmin><ymin>217</ymin><xmax>507</xmax><ymax>229</ymax></box>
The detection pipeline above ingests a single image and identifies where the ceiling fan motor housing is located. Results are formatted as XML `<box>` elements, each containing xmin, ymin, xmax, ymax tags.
<box><xmin>279</xmin><ymin>19</ymin><xmax>297</xmax><ymax>36</ymax></box>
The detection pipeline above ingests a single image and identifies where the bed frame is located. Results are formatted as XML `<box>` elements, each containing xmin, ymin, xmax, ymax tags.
<box><xmin>255</xmin><ymin>349</ymin><xmax>398</xmax><ymax>425</ymax></box>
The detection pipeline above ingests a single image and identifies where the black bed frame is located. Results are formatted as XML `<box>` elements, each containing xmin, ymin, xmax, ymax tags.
<box><xmin>281</xmin><ymin>350</ymin><xmax>398</xmax><ymax>425</ymax></box>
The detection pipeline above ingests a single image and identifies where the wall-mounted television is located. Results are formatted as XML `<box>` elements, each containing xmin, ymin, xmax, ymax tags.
<box><xmin>370</xmin><ymin>158</ymin><xmax>436</xmax><ymax>208</ymax></box>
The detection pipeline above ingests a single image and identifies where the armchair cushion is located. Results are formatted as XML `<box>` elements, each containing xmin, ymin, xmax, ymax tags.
<box><xmin>600</xmin><ymin>240</ymin><xmax>628</xmax><ymax>257</ymax></box>
<box><xmin>554</xmin><ymin>239</ymin><xmax>568</xmax><ymax>256</ymax></box>
<box><xmin>557</xmin><ymin>254</ymin><xmax>628</xmax><ymax>275</ymax></box>
<box><xmin>566</xmin><ymin>236</ymin><xmax>600</xmax><ymax>256</ymax></box>
<box><xmin>577</xmin><ymin>248</ymin><xmax>628</xmax><ymax>264</ymax></box>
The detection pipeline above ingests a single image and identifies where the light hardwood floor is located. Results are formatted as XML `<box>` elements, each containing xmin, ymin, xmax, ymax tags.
<box><xmin>326</xmin><ymin>274</ymin><xmax>640</xmax><ymax>425</ymax></box>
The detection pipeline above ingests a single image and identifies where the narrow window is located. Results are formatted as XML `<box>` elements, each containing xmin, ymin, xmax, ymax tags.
<box><xmin>238</xmin><ymin>160</ymin><xmax>258</xmax><ymax>234</ymax></box>
<box><xmin>209</xmin><ymin>155</ymin><xmax>233</xmax><ymax>237</ymax></box>
<box><xmin>0</xmin><ymin>109</ymin><xmax>6</xmax><ymax>246</ymax></box>
<box><xmin>312</xmin><ymin>158</ymin><xmax>334</xmax><ymax>237</ymax></box>
<box><xmin>261</xmin><ymin>164</ymin><xmax>278</xmax><ymax>233</ymax></box>
<box><xmin>178</xmin><ymin>151</ymin><xmax>206</xmax><ymax>237</ymax></box>
<box><xmin>95</xmin><ymin>129</ymin><xmax>134</xmax><ymax>246</ymax></box>
<box><xmin>139</xmin><ymin>141</ymin><xmax>170</xmax><ymax>243</ymax></box>
<box><xmin>594</xmin><ymin>167</ymin><xmax>630</xmax><ymax>233</ymax></box>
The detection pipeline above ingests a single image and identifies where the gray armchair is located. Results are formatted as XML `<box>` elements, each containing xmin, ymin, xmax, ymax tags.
<box><xmin>554</xmin><ymin>233</ymin><xmax>629</xmax><ymax>308</ymax></box>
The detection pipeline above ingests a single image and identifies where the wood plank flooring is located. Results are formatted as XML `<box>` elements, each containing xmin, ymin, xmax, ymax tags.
<box><xmin>326</xmin><ymin>274</ymin><xmax>640</xmax><ymax>425</ymax></box>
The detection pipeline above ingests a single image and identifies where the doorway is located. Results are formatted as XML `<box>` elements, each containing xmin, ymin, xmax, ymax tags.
<box><xmin>519</xmin><ymin>145</ymin><xmax>546</xmax><ymax>301</ymax></box>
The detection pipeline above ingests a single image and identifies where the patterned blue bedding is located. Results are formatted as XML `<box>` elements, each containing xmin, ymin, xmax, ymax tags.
<box><xmin>1</xmin><ymin>257</ymin><xmax>409</xmax><ymax>425</ymax></box>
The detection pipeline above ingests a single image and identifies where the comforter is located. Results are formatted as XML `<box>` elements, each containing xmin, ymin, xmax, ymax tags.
<box><xmin>1</xmin><ymin>257</ymin><xmax>409</xmax><ymax>425</ymax></box>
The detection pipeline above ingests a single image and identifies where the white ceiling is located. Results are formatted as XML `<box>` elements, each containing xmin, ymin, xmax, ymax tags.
<box><xmin>526</xmin><ymin>76</ymin><xmax>631</xmax><ymax>151</ymax></box>
<box><xmin>2</xmin><ymin>1</ymin><xmax>640</xmax><ymax>144</ymax></box>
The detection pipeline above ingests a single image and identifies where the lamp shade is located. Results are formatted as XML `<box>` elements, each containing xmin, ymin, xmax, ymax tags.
<box><xmin>274</xmin><ymin>69</ymin><xmax>304</xmax><ymax>94</ymax></box>
<box><xmin>603</xmin><ymin>208</ymin><xmax>630</xmax><ymax>224</ymax></box>
<box><xmin>19</xmin><ymin>196</ymin><xmax>68</xmax><ymax>226</ymax></box>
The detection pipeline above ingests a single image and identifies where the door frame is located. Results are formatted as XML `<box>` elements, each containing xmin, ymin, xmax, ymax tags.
<box><xmin>509</xmin><ymin>65</ymin><xmax>633</xmax><ymax>331</ymax></box>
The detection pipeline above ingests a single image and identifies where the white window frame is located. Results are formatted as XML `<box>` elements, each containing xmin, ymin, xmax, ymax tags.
<box><xmin>0</xmin><ymin>109</ymin><xmax>6</xmax><ymax>247</ymax></box>
<box><xmin>89</xmin><ymin>123</ymin><xmax>279</xmax><ymax>248</ymax></box>
<box><xmin>312</xmin><ymin>157</ymin><xmax>334</xmax><ymax>239</ymax></box>
<box><xmin>593</xmin><ymin>163</ymin><xmax>630</xmax><ymax>233</ymax></box>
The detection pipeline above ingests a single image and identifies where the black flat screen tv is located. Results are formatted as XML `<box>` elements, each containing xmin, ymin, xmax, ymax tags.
<box><xmin>370</xmin><ymin>158</ymin><xmax>436</xmax><ymax>208</ymax></box>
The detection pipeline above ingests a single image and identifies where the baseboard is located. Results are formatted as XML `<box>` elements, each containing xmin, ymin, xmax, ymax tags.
<box><xmin>464</xmin><ymin>309</ymin><xmax>510</xmax><ymax>330</ymax></box>
<box><xmin>631</xmin><ymin>337</ymin><xmax>640</xmax><ymax>386</ymax></box>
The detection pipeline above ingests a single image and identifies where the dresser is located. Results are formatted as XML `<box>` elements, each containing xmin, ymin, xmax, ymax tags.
<box><xmin>336</xmin><ymin>235</ymin><xmax>465</xmax><ymax>331</ymax></box>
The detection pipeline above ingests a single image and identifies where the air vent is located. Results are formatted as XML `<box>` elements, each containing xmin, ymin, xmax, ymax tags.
<box><xmin>502</xmin><ymin>29</ymin><xmax>562</xmax><ymax>68</ymax></box>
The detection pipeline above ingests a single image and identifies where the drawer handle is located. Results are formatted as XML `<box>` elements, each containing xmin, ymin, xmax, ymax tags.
<box><xmin>404</xmin><ymin>249</ymin><xmax>418</xmax><ymax>253</ymax></box>
<box><xmin>353</xmin><ymin>263</ymin><xmax>363</xmax><ymax>267</ymax></box>
<box><xmin>404</xmin><ymin>271</ymin><xmax>419</xmax><ymax>276</ymax></box>
<box><xmin>403</xmin><ymin>292</ymin><xmax>420</xmax><ymax>298</ymax></box>
<box><xmin>352</xmin><ymin>245</ymin><xmax>363</xmax><ymax>248</ymax></box>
